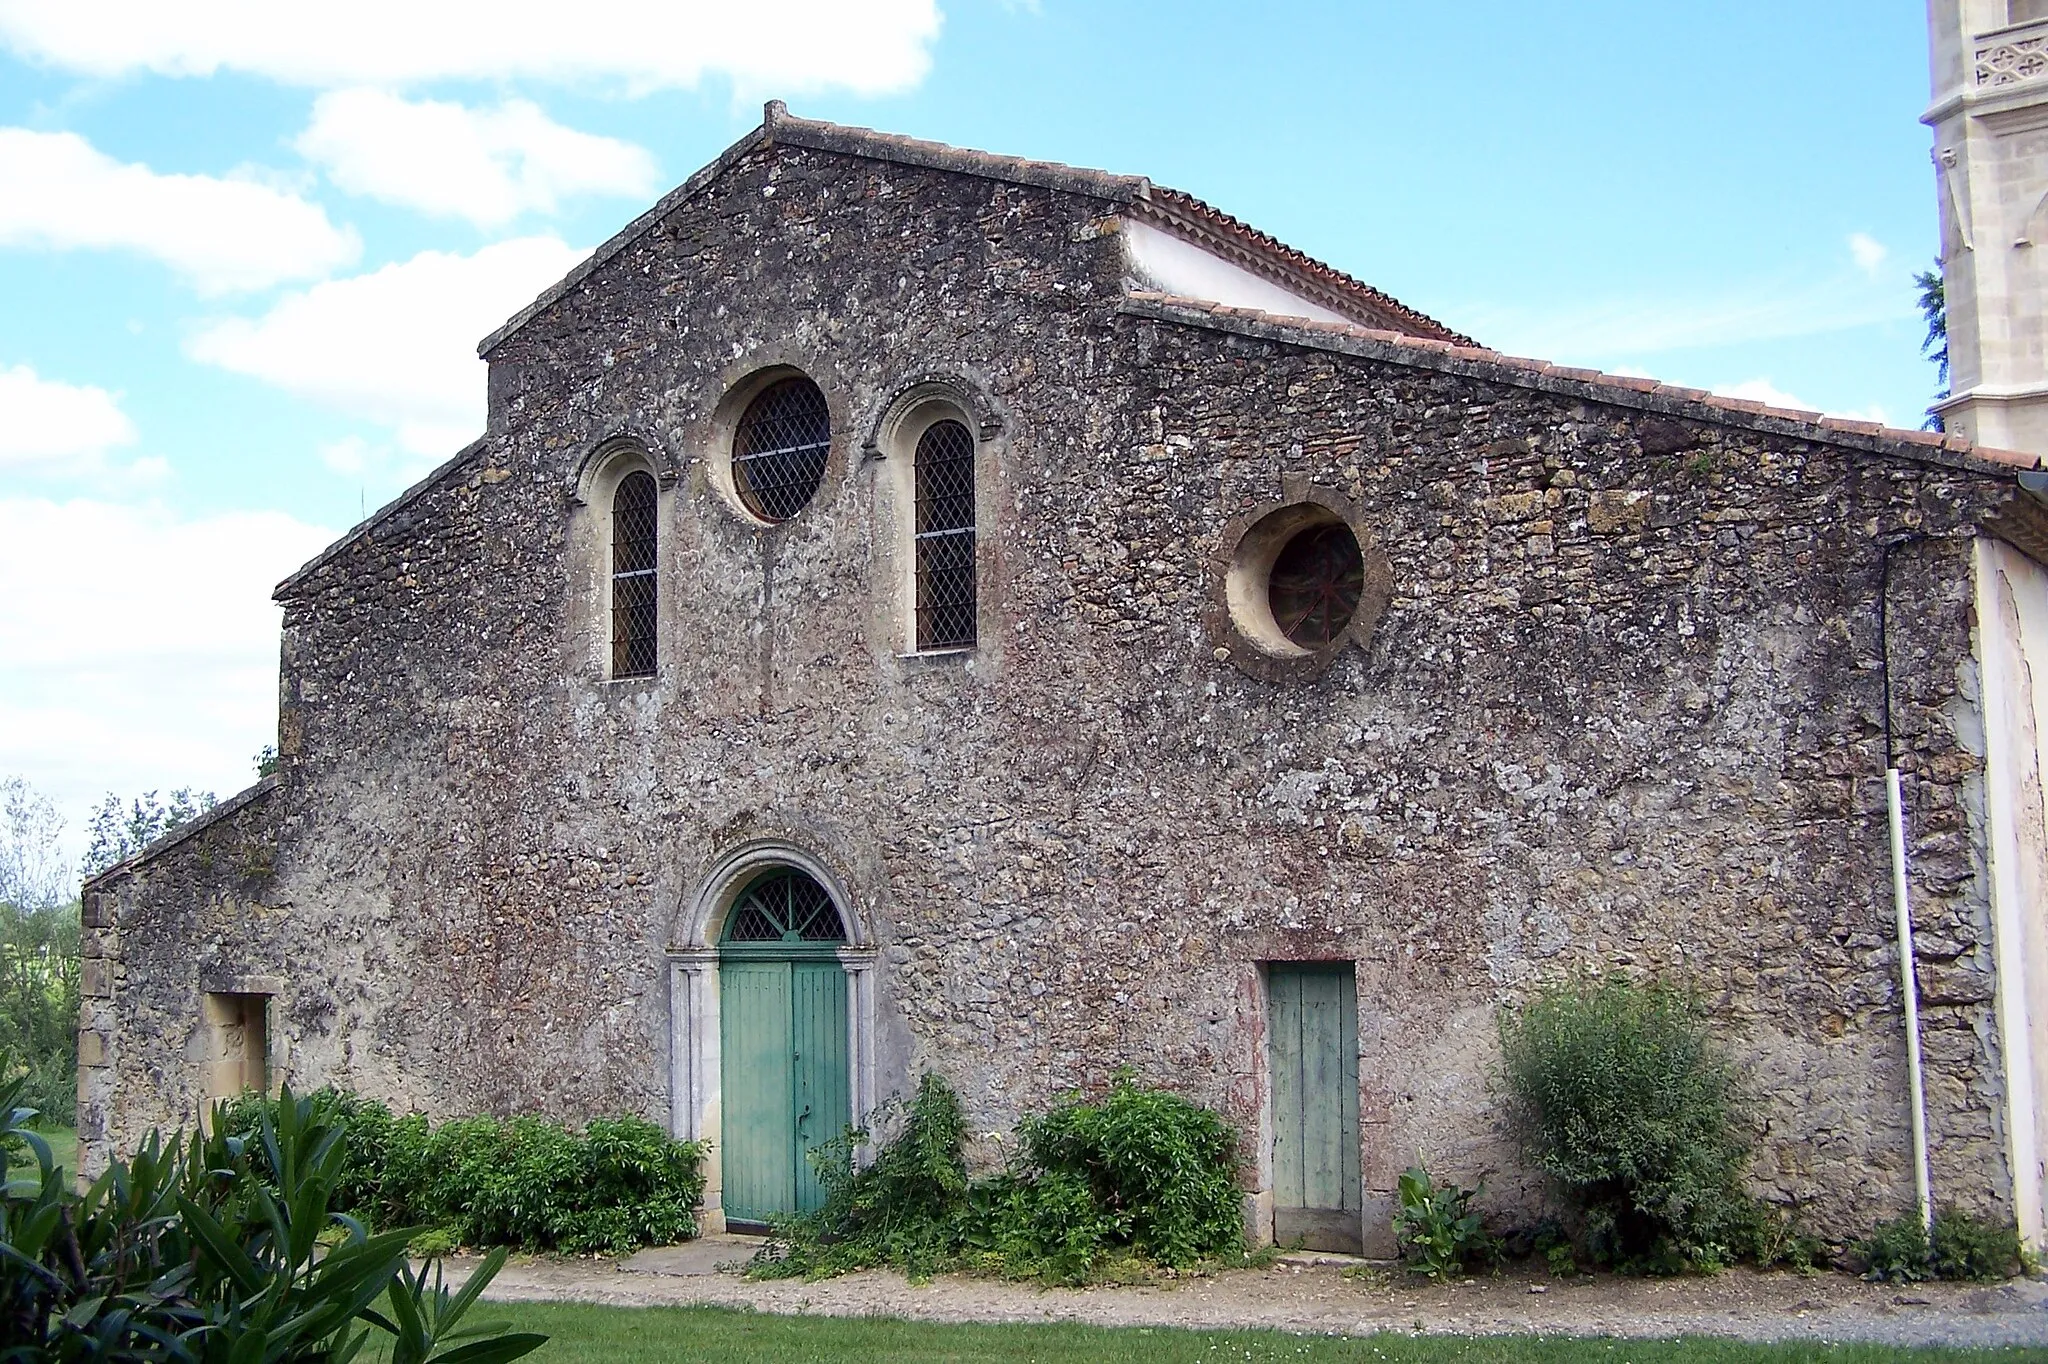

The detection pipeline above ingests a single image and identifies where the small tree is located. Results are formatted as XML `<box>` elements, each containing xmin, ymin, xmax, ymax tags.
<box><xmin>1914</xmin><ymin>262</ymin><xmax>1949</xmax><ymax>430</ymax></box>
<box><xmin>0</xmin><ymin>777</ymin><xmax>69</xmax><ymax>913</ymax></box>
<box><xmin>81</xmin><ymin>786</ymin><xmax>216</xmax><ymax>879</ymax></box>
<box><xmin>1499</xmin><ymin>977</ymin><xmax>1755</xmax><ymax>1272</ymax></box>
<box><xmin>0</xmin><ymin>903</ymin><xmax>80</xmax><ymax>1121</ymax></box>
<box><xmin>0</xmin><ymin>777</ymin><xmax>78</xmax><ymax>1122</ymax></box>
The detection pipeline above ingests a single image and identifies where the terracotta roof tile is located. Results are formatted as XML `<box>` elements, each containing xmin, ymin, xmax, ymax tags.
<box><xmin>1139</xmin><ymin>187</ymin><xmax>1470</xmax><ymax>344</ymax></box>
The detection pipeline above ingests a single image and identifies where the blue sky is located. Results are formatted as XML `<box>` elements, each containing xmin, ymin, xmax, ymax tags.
<box><xmin>0</xmin><ymin>0</ymin><xmax>1944</xmax><ymax>866</ymax></box>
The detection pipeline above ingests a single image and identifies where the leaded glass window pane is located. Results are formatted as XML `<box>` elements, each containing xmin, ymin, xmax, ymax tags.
<box><xmin>721</xmin><ymin>870</ymin><xmax>847</xmax><ymax>944</ymax></box>
<box><xmin>914</xmin><ymin>419</ymin><xmax>976</xmax><ymax>650</ymax></box>
<box><xmin>611</xmin><ymin>471</ymin><xmax>658</xmax><ymax>677</ymax></box>
<box><xmin>1267</xmin><ymin>523</ymin><xmax>1364</xmax><ymax>650</ymax></box>
<box><xmin>733</xmin><ymin>378</ymin><xmax>832</xmax><ymax>522</ymax></box>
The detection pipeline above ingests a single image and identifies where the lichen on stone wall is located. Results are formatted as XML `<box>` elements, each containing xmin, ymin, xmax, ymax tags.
<box><xmin>82</xmin><ymin>131</ymin><xmax>2030</xmax><ymax>1246</ymax></box>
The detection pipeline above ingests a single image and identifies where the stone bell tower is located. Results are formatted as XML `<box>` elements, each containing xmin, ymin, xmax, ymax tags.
<box><xmin>1926</xmin><ymin>0</ymin><xmax>2048</xmax><ymax>455</ymax></box>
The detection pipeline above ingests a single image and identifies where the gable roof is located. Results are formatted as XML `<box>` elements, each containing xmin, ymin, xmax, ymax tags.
<box><xmin>1121</xmin><ymin>291</ymin><xmax>2039</xmax><ymax>475</ymax></box>
<box><xmin>281</xmin><ymin>108</ymin><xmax>2036</xmax><ymax>603</ymax></box>
<box><xmin>478</xmin><ymin>101</ymin><xmax>1468</xmax><ymax>356</ymax></box>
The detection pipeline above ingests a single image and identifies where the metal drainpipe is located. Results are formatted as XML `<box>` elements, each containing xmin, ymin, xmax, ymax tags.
<box><xmin>1879</xmin><ymin>534</ymin><xmax>1935</xmax><ymax>1234</ymax></box>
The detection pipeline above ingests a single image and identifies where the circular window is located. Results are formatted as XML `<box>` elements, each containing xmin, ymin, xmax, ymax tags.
<box><xmin>1217</xmin><ymin>498</ymin><xmax>1388</xmax><ymax>679</ymax></box>
<box><xmin>731</xmin><ymin>377</ymin><xmax>831</xmax><ymax>522</ymax></box>
<box><xmin>1267</xmin><ymin>522</ymin><xmax>1365</xmax><ymax>649</ymax></box>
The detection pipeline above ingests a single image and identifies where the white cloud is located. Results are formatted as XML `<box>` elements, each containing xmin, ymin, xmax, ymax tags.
<box><xmin>0</xmin><ymin>363</ymin><xmax>136</xmax><ymax>473</ymax></box>
<box><xmin>0</xmin><ymin>0</ymin><xmax>940</xmax><ymax>94</ymax></box>
<box><xmin>298</xmin><ymin>90</ymin><xmax>660</xmax><ymax>228</ymax></box>
<box><xmin>1713</xmin><ymin>378</ymin><xmax>1887</xmax><ymax>427</ymax></box>
<box><xmin>0</xmin><ymin>496</ymin><xmax>334</xmax><ymax>866</ymax></box>
<box><xmin>1848</xmin><ymin>232</ymin><xmax>1888</xmax><ymax>278</ymax></box>
<box><xmin>1715</xmin><ymin>379</ymin><xmax>1816</xmax><ymax>412</ymax></box>
<box><xmin>186</xmin><ymin>237</ymin><xmax>586</xmax><ymax>458</ymax></box>
<box><xmin>0</xmin><ymin>128</ymin><xmax>359</xmax><ymax>293</ymax></box>
<box><xmin>318</xmin><ymin>434</ymin><xmax>441</xmax><ymax>495</ymax></box>
<box><xmin>318</xmin><ymin>435</ymin><xmax>377</xmax><ymax>477</ymax></box>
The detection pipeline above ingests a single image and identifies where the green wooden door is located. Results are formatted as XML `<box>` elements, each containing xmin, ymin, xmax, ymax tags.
<box><xmin>1269</xmin><ymin>962</ymin><xmax>1361</xmax><ymax>1253</ymax></box>
<box><xmin>791</xmin><ymin>962</ymin><xmax>850</xmax><ymax>1215</ymax></box>
<box><xmin>718</xmin><ymin>870</ymin><xmax>851</xmax><ymax>1226</ymax></box>
<box><xmin>719</xmin><ymin>959</ymin><xmax>794</xmax><ymax>1224</ymax></box>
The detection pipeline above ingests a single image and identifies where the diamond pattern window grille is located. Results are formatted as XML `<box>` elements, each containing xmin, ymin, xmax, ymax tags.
<box><xmin>721</xmin><ymin>870</ymin><xmax>847</xmax><ymax>944</ymax></box>
<box><xmin>914</xmin><ymin>419</ymin><xmax>976</xmax><ymax>650</ymax></box>
<box><xmin>611</xmin><ymin>471</ymin><xmax>658</xmax><ymax>677</ymax></box>
<box><xmin>1267</xmin><ymin>522</ymin><xmax>1364</xmax><ymax>649</ymax></box>
<box><xmin>733</xmin><ymin>378</ymin><xmax>832</xmax><ymax>522</ymax></box>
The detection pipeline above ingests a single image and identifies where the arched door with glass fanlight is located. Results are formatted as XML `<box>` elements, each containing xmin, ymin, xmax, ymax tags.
<box><xmin>718</xmin><ymin>868</ymin><xmax>851</xmax><ymax>1225</ymax></box>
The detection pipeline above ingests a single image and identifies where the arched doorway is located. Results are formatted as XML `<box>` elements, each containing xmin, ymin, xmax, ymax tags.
<box><xmin>717</xmin><ymin>867</ymin><xmax>851</xmax><ymax>1225</ymax></box>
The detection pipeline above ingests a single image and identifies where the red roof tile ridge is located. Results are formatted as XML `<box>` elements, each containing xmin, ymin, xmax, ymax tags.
<box><xmin>1140</xmin><ymin>186</ymin><xmax>1474</xmax><ymax>346</ymax></box>
<box><xmin>1124</xmin><ymin>292</ymin><xmax>2039</xmax><ymax>469</ymax></box>
<box><xmin>1975</xmin><ymin>443</ymin><xmax>2039</xmax><ymax>467</ymax></box>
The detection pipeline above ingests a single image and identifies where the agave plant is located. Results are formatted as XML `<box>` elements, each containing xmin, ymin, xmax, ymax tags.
<box><xmin>0</xmin><ymin>1069</ymin><xmax>545</xmax><ymax>1362</ymax></box>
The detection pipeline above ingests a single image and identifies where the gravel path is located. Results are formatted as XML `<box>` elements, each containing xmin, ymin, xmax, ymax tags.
<box><xmin>454</xmin><ymin>1236</ymin><xmax>2048</xmax><ymax>1350</ymax></box>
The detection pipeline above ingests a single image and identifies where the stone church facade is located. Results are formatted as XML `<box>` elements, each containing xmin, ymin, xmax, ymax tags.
<box><xmin>80</xmin><ymin>83</ymin><xmax>2048</xmax><ymax>1252</ymax></box>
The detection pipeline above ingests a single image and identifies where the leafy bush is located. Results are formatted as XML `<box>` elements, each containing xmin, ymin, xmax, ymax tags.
<box><xmin>1932</xmin><ymin>1210</ymin><xmax>2024</xmax><ymax>1281</ymax></box>
<box><xmin>757</xmin><ymin>1072</ymin><xmax>973</xmax><ymax>1281</ymax></box>
<box><xmin>1009</xmin><ymin>1073</ymin><xmax>1244</xmax><ymax>1272</ymax></box>
<box><xmin>1742</xmin><ymin>1205</ymin><xmax>1826</xmax><ymax>1274</ymax></box>
<box><xmin>755</xmin><ymin>1071</ymin><xmax>1246</xmax><ymax>1285</ymax></box>
<box><xmin>1393</xmin><ymin>1165</ymin><xmax>1491</xmax><ymax>1280</ymax></box>
<box><xmin>215</xmin><ymin>1089</ymin><xmax>706</xmax><ymax>1255</ymax></box>
<box><xmin>1856</xmin><ymin>1214</ymin><xmax>1931</xmax><ymax>1283</ymax></box>
<box><xmin>1499</xmin><ymin>977</ymin><xmax>1755</xmax><ymax>1273</ymax></box>
<box><xmin>0</xmin><ymin>900</ymin><xmax>79</xmax><ymax>1123</ymax></box>
<box><xmin>1857</xmin><ymin>1209</ymin><xmax>2024</xmax><ymax>1282</ymax></box>
<box><xmin>0</xmin><ymin>1071</ymin><xmax>545</xmax><ymax>1361</ymax></box>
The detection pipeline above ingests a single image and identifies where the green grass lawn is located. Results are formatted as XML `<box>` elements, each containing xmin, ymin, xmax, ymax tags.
<box><xmin>4</xmin><ymin>1124</ymin><xmax>74</xmax><ymax>1182</ymax></box>
<box><xmin>39</xmin><ymin>1125</ymin><xmax>75</xmax><ymax>1182</ymax></box>
<box><xmin>453</xmin><ymin>1303</ymin><xmax>2048</xmax><ymax>1363</ymax></box>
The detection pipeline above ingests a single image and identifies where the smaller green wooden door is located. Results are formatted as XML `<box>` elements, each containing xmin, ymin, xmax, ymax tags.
<box><xmin>1269</xmin><ymin>962</ymin><xmax>1361</xmax><ymax>1253</ymax></box>
<box><xmin>718</xmin><ymin>871</ymin><xmax>851</xmax><ymax>1226</ymax></box>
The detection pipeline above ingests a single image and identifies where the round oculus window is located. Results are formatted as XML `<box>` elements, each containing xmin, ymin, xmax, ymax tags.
<box><xmin>731</xmin><ymin>377</ymin><xmax>831</xmax><ymax>522</ymax></box>
<box><xmin>1266</xmin><ymin>521</ymin><xmax>1365</xmax><ymax>650</ymax></box>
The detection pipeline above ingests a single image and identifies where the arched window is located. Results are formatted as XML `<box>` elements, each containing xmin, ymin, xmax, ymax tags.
<box><xmin>611</xmin><ymin>471</ymin><xmax>658</xmax><ymax>677</ymax></box>
<box><xmin>722</xmin><ymin>869</ymin><xmax>847</xmax><ymax>944</ymax></box>
<box><xmin>732</xmin><ymin>377</ymin><xmax>832</xmax><ymax>522</ymax></box>
<box><xmin>914</xmin><ymin>418</ymin><xmax>976</xmax><ymax>650</ymax></box>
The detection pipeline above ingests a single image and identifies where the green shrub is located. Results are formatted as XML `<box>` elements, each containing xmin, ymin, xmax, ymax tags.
<box><xmin>1855</xmin><ymin>1209</ymin><xmax>2023</xmax><ymax>1283</ymax></box>
<box><xmin>1393</xmin><ymin>1165</ymin><xmax>1491</xmax><ymax>1280</ymax></box>
<box><xmin>756</xmin><ymin>1072</ymin><xmax>973</xmax><ymax>1281</ymax></box>
<box><xmin>0</xmin><ymin>1070</ymin><xmax>545</xmax><ymax>1361</ymax></box>
<box><xmin>215</xmin><ymin>1089</ymin><xmax>706</xmax><ymax>1255</ymax></box>
<box><xmin>0</xmin><ymin>901</ymin><xmax>81</xmax><ymax>1124</ymax></box>
<box><xmin>1932</xmin><ymin>1210</ymin><xmax>2024</xmax><ymax>1281</ymax></box>
<box><xmin>1499</xmin><ymin>977</ymin><xmax>1754</xmax><ymax>1273</ymax></box>
<box><xmin>1856</xmin><ymin>1213</ymin><xmax>1932</xmax><ymax>1283</ymax></box>
<box><xmin>1744</xmin><ymin>1205</ymin><xmax>1826</xmax><ymax>1274</ymax></box>
<box><xmin>1010</xmin><ymin>1073</ymin><xmax>1244</xmax><ymax>1271</ymax></box>
<box><xmin>755</xmin><ymin>1071</ymin><xmax>1245</xmax><ymax>1285</ymax></box>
